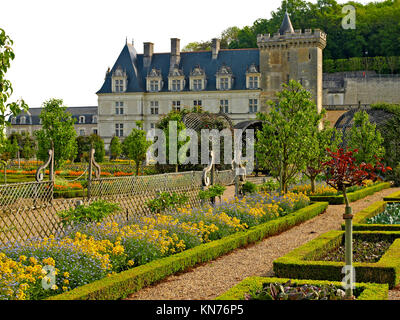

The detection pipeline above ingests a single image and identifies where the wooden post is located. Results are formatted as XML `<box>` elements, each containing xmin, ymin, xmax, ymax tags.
<box><xmin>88</xmin><ymin>148</ymin><xmax>93</xmax><ymax>199</ymax></box>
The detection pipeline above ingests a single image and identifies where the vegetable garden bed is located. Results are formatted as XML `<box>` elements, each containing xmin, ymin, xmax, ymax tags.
<box><xmin>273</xmin><ymin>230</ymin><xmax>400</xmax><ymax>288</ymax></box>
<box><xmin>307</xmin><ymin>182</ymin><xmax>391</xmax><ymax>204</ymax></box>
<box><xmin>46</xmin><ymin>202</ymin><xmax>328</xmax><ymax>300</ymax></box>
<box><xmin>215</xmin><ymin>277</ymin><xmax>388</xmax><ymax>300</ymax></box>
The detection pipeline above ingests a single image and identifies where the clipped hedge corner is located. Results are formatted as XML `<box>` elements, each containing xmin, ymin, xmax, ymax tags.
<box><xmin>308</xmin><ymin>182</ymin><xmax>391</xmax><ymax>205</ymax></box>
<box><xmin>273</xmin><ymin>230</ymin><xmax>400</xmax><ymax>288</ymax></box>
<box><xmin>47</xmin><ymin>202</ymin><xmax>328</xmax><ymax>300</ymax></box>
<box><xmin>383</xmin><ymin>190</ymin><xmax>400</xmax><ymax>202</ymax></box>
<box><xmin>215</xmin><ymin>276</ymin><xmax>388</xmax><ymax>300</ymax></box>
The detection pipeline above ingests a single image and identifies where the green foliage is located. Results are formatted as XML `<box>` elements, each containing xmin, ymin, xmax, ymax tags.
<box><xmin>348</xmin><ymin>110</ymin><xmax>385</xmax><ymax>165</ymax></box>
<box><xmin>146</xmin><ymin>192</ymin><xmax>189</xmax><ymax>213</ymax></box>
<box><xmin>198</xmin><ymin>184</ymin><xmax>226</xmax><ymax>200</ymax></box>
<box><xmin>366</xmin><ymin>203</ymin><xmax>400</xmax><ymax>225</ymax></box>
<box><xmin>75</xmin><ymin>134</ymin><xmax>105</xmax><ymax>163</ymax></box>
<box><xmin>0</xmin><ymin>136</ymin><xmax>18</xmax><ymax>161</ymax></box>
<box><xmin>256</xmin><ymin>80</ymin><xmax>322</xmax><ymax>193</ymax></box>
<box><xmin>57</xmin><ymin>200</ymin><xmax>120</xmax><ymax>226</ymax></box>
<box><xmin>48</xmin><ymin>202</ymin><xmax>328</xmax><ymax>300</ymax></box>
<box><xmin>241</xmin><ymin>181</ymin><xmax>257</xmax><ymax>195</ymax></box>
<box><xmin>0</xmin><ymin>28</ymin><xmax>28</xmax><ymax>148</ymax></box>
<box><xmin>122</xmin><ymin>121</ymin><xmax>152</xmax><ymax>175</ymax></box>
<box><xmin>35</xmin><ymin>99</ymin><xmax>77</xmax><ymax>168</ymax></box>
<box><xmin>258</xmin><ymin>180</ymin><xmax>280</xmax><ymax>193</ymax></box>
<box><xmin>7</xmin><ymin>131</ymin><xmax>36</xmax><ymax>159</ymax></box>
<box><xmin>110</xmin><ymin>136</ymin><xmax>122</xmax><ymax>160</ymax></box>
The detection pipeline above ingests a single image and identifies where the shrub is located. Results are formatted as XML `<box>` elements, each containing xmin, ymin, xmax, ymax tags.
<box><xmin>257</xmin><ymin>180</ymin><xmax>280</xmax><ymax>193</ymax></box>
<box><xmin>198</xmin><ymin>184</ymin><xmax>226</xmax><ymax>200</ymax></box>
<box><xmin>242</xmin><ymin>181</ymin><xmax>257</xmax><ymax>195</ymax></box>
<box><xmin>146</xmin><ymin>192</ymin><xmax>189</xmax><ymax>213</ymax></box>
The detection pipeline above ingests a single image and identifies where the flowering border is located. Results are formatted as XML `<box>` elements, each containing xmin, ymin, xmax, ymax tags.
<box><xmin>47</xmin><ymin>202</ymin><xmax>328</xmax><ymax>300</ymax></box>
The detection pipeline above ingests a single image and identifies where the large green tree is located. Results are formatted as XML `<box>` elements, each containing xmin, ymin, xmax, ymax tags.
<box><xmin>122</xmin><ymin>121</ymin><xmax>152</xmax><ymax>175</ymax></box>
<box><xmin>256</xmin><ymin>80</ymin><xmax>323</xmax><ymax>193</ymax></box>
<box><xmin>109</xmin><ymin>136</ymin><xmax>122</xmax><ymax>160</ymax></box>
<box><xmin>347</xmin><ymin>110</ymin><xmax>385</xmax><ymax>166</ymax></box>
<box><xmin>75</xmin><ymin>134</ymin><xmax>105</xmax><ymax>163</ymax></box>
<box><xmin>0</xmin><ymin>28</ymin><xmax>28</xmax><ymax>147</ymax></box>
<box><xmin>35</xmin><ymin>99</ymin><xmax>77</xmax><ymax>167</ymax></box>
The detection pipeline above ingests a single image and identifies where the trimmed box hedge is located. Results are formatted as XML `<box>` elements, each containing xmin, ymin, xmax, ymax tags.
<box><xmin>344</xmin><ymin>201</ymin><xmax>400</xmax><ymax>231</ymax></box>
<box><xmin>46</xmin><ymin>201</ymin><xmax>328</xmax><ymax>300</ymax></box>
<box><xmin>308</xmin><ymin>182</ymin><xmax>391</xmax><ymax>205</ymax></box>
<box><xmin>273</xmin><ymin>230</ymin><xmax>400</xmax><ymax>288</ymax></box>
<box><xmin>215</xmin><ymin>276</ymin><xmax>388</xmax><ymax>300</ymax></box>
<box><xmin>383</xmin><ymin>190</ymin><xmax>400</xmax><ymax>202</ymax></box>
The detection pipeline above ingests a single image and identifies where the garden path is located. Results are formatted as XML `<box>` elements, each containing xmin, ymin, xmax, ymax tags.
<box><xmin>126</xmin><ymin>186</ymin><xmax>400</xmax><ymax>300</ymax></box>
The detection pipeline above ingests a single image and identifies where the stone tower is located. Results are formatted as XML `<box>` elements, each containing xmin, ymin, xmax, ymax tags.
<box><xmin>257</xmin><ymin>12</ymin><xmax>327</xmax><ymax>113</ymax></box>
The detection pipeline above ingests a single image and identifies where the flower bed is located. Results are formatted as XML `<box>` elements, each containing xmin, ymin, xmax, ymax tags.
<box><xmin>273</xmin><ymin>230</ymin><xmax>400</xmax><ymax>288</ymax></box>
<box><xmin>349</xmin><ymin>201</ymin><xmax>400</xmax><ymax>231</ymax></box>
<box><xmin>215</xmin><ymin>277</ymin><xmax>388</xmax><ymax>300</ymax></box>
<box><xmin>306</xmin><ymin>182</ymin><xmax>391</xmax><ymax>204</ymax></box>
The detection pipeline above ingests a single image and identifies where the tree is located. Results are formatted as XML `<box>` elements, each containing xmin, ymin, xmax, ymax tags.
<box><xmin>0</xmin><ymin>28</ymin><xmax>28</xmax><ymax>148</ymax></box>
<box><xmin>0</xmin><ymin>136</ymin><xmax>18</xmax><ymax>161</ymax></box>
<box><xmin>110</xmin><ymin>136</ymin><xmax>122</xmax><ymax>160</ymax></box>
<box><xmin>122</xmin><ymin>121</ymin><xmax>152</xmax><ymax>175</ymax></box>
<box><xmin>304</xmin><ymin>119</ymin><xmax>342</xmax><ymax>193</ymax></box>
<box><xmin>35</xmin><ymin>99</ymin><xmax>77</xmax><ymax>168</ymax></box>
<box><xmin>322</xmin><ymin>148</ymin><xmax>390</xmax><ymax>299</ymax></box>
<box><xmin>75</xmin><ymin>134</ymin><xmax>105</xmax><ymax>163</ymax></box>
<box><xmin>8</xmin><ymin>131</ymin><xmax>36</xmax><ymax>159</ymax></box>
<box><xmin>256</xmin><ymin>80</ymin><xmax>323</xmax><ymax>193</ymax></box>
<box><xmin>348</xmin><ymin>110</ymin><xmax>385</xmax><ymax>166</ymax></box>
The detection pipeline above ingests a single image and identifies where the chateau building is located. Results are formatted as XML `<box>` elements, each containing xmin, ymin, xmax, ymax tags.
<box><xmin>97</xmin><ymin>12</ymin><xmax>326</xmax><ymax>149</ymax></box>
<box><xmin>7</xmin><ymin>107</ymin><xmax>98</xmax><ymax>137</ymax></box>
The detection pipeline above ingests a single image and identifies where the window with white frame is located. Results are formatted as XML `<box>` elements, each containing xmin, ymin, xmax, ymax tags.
<box><xmin>246</xmin><ymin>64</ymin><xmax>261</xmax><ymax>90</ymax></box>
<box><xmin>20</xmin><ymin>116</ymin><xmax>26</xmax><ymax>124</ymax></box>
<box><xmin>150</xmin><ymin>101</ymin><xmax>159</xmax><ymax>115</ymax></box>
<box><xmin>193</xmin><ymin>100</ymin><xmax>202</xmax><ymax>111</ymax></box>
<box><xmin>249</xmin><ymin>99</ymin><xmax>258</xmax><ymax>113</ymax></box>
<box><xmin>79</xmin><ymin>116</ymin><xmax>85</xmax><ymax>124</ymax></box>
<box><xmin>11</xmin><ymin>117</ymin><xmax>16</xmax><ymax>124</ymax></box>
<box><xmin>216</xmin><ymin>65</ymin><xmax>233</xmax><ymax>90</ymax></box>
<box><xmin>115</xmin><ymin>79</ymin><xmax>124</xmax><ymax>92</ymax></box>
<box><xmin>115</xmin><ymin>123</ymin><xmax>124</xmax><ymax>137</ymax></box>
<box><xmin>92</xmin><ymin>116</ymin><xmax>98</xmax><ymax>124</ymax></box>
<box><xmin>115</xmin><ymin>101</ymin><xmax>124</xmax><ymax>115</ymax></box>
<box><xmin>219</xmin><ymin>78</ymin><xmax>229</xmax><ymax>90</ymax></box>
<box><xmin>193</xmin><ymin>79</ymin><xmax>203</xmax><ymax>91</ymax></box>
<box><xmin>248</xmin><ymin>76</ymin><xmax>259</xmax><ymax>89</ymax></box>
<box><xmin>79</xmin><ymin>129</ymin><xmax>85</xmax><ymax>136</ymax></box>
<box><xmin>150</xmin><ymin>80</ymin><xmax>159</xmax><ymax>92</ymax></box>
<box><xmin>171</xmin><ymin>79</ymin><xmax>181</xmax><ymax>91</ymax></box>
<box><xmin>172</xmin><ymin>100</ymin><xmax>181</xmax><ymax>111</ymax></box>
<box><xmin>147</xmin><ymin>68</ymin><xmax>162</xmax><ymax>92</ymax></box>
<box><xmin>219</xmin><ymin>100</ymin><xmax>229</xmax><ymax>113</ymax></box>
<box><xmin>112</xmin><ymin>66</ymin><xmax>127</xmax><ymax>93</ymax></box>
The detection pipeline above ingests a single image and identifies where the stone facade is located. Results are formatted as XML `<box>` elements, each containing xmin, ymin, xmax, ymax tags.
<box><xmin>97</xmin><ymin>13</ymin><xmax>327</xmax><ymax>150</ymax></box>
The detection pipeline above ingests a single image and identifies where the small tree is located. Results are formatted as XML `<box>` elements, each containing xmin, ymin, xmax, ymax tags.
<box><xmin>123</xmin><ymin>121</ymin><xmax>152</xmax><ymax>175</ymax></box>
<box><xmin>348</xmin><ymin>110</ymin><xmax>385</xmax><ymax>166</ymax></box>
<box><xmin>35</xmin><ymin>99</ymin><xmax>77</xmax><ymax>168</ymax></box>
<box><xmin>0</xmin><ymin>28</ymin><xmax>28</xmax><ymax>148</ymax></box>
<box><xmin>305</xmin><ymin>120</ymin><xmax>342</xmax><ymax>193</ymax></box>
<box><xmin>256</xmin><ymin>80</ymin><xmax>322</xmax><ymax>193</ymax></box>
<box><xmin>110</xmin><ymin>136</ymin><xmax>122</xmax><ymax>160</ymax></box>
<box><xmin>322</xmin><ymin>148</ymin><xmax>390</xmax><ymax>299</ymax></box>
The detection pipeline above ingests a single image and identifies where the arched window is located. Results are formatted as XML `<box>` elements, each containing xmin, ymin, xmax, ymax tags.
<box><xmin>79</xmin><ymin>116</ymin><xmax>85</xmax><ymax>124</ymax></box>
<box><xmin>92</xmin><ymin>116</ymin><xmax>98</xmax><ymax>124</ymax></box>
<box><xmin>20</xmin><ymin>116</ymin><xmax>26</xmax><ymax>124</ymax></box>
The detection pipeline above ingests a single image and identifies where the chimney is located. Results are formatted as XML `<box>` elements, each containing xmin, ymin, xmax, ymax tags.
<box><xmin>170</xmin><ymin>38</ymin><xmax>181</xmax><ymax>67</ymax></box>
<box><xmin>143</xmin><ymin>42</ymin><xmax>154</xmax><ymax>68</ymax></box>
<box><xmin>212</xmin><ymin>38</ymin><xmax>220</xmax><ymax>59</ymax></box>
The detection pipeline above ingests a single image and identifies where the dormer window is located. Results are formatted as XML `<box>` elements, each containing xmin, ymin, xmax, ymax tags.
<box><xmin>11</xmin><ymin>117</ymin><xmax>16</xmax><ymax>124</ymax></box>
<box><xmin>168</xmin><ymin>65</ymin><xmax>185</xmax><ymax>92</ymax></box>
<box><xmin>92</xmin><ymin>116</ymin><xmax>98</xmax><ymax>124</ymax></box>
<box><xmin>216</xmin><ymin>65</ymin><xmax>233</xmax><ymax>91</ymax></box>
<box><xmin>146</xmin><ymin>68</ymin><xmax>163</xmax><ymax>92</ymax></box>
<box><xmin>246</xmin><ymin>64</ymin><xmax>261</xmax><ymax>89</ymax></box>
<box><xmin>20</xmin><ymin>116</ymin><xmax>26</xmax><ymax>124</ymax></box>
<box><xmin>112</xmin><ymin>66</ymin><xmax>128</xmax><ymax>93</ymax></box>
<box><xmin>189</xmin><ymin>65</ymin><xmax>206</xmax><ymax>91</ymax></box>
<box><xmin>79</xmin><ymin>116</ymin><xmax>85</xmax><ymax>124</ymax></box>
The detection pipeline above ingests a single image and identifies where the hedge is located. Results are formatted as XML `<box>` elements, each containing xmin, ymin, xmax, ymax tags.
<box><xmin>215</xmin><ymin>276</ymin><xmax>388</xmax><ymax>300</ymax></box>
<box><xmin>46</xmin><ymin>201</ymin><xmax>328</xmax><ymax>300</ymax></box>
<box><xmin>343</xmin><ymin>201</ymin><xmax>400</xmax><ymax>231</ymax></box>
<box><xmin>308</xmin><ymin>182</ymin><xmax>391</xmax><ymax>205</ymax></box>
<box><xmin>383</xmin><ymin>190</ymin><xmax>400</xmax><ymax>202</ymax></box>
<box><xmin>273</xmin><ymin>230</ymin><xmax>400</xmax><ymax>288</ymax></box>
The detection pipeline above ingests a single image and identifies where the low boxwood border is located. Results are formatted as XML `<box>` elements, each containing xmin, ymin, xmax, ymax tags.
<box><xmin>46</xmin><ymin>201</ymin><xmax>328</xmax><ymax>300</ymax></box>
<box><xmin>308</xmin><ymin>182</ymin><xmax>391</xmax><ymax>205</ymax></box>
<box><xmin>273</xmin><ymin>230</ymin><xmax>400</xmax><ymax>289</ymax></box>
<box><xmin>344</xmin><ymin>201</ymin><xmax>400</xmax><ymax>231</ymax></box>
<box><xmin>215</xmin><ymin>276</ymin><xmax>388</xmax><ymax>300</ymax></box>
<box><xmin>383</xmin><ymin>190</ymin><xmax>400</xmax><ymax>202</ymax></box>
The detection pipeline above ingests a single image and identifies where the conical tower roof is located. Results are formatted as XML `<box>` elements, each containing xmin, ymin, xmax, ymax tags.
<box><xmin>279</xmin><ymin>12</ymin><xmax>295</xmax><ymax>35</ymax></box>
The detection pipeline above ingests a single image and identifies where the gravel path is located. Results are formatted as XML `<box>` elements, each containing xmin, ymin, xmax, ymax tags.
<box><xmin>126</xmin><ymin>186</ymin><xmax>400</xmax><ymax>300</ymax></box>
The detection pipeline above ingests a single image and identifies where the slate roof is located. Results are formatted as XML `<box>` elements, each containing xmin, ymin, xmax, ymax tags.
<box><xmin>97</xmin><ymin>45</ymin><xmax>260</xmax><ymax>94</ymax></box>
<box><xmin>9</xmin><ymin>106</ymin><xmax>98</xmax><ymax>125</ymax></box>
<box><xmin>279</xmin><ymin>12</ymin><xmax>295</xmax><ymax>35</ymax></box>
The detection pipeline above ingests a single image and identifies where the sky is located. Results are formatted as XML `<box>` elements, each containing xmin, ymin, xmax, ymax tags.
<box><xmin>2</xmin><ymin>0</ymin><xmax>373</xmax><ymax>109</ymax></box>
